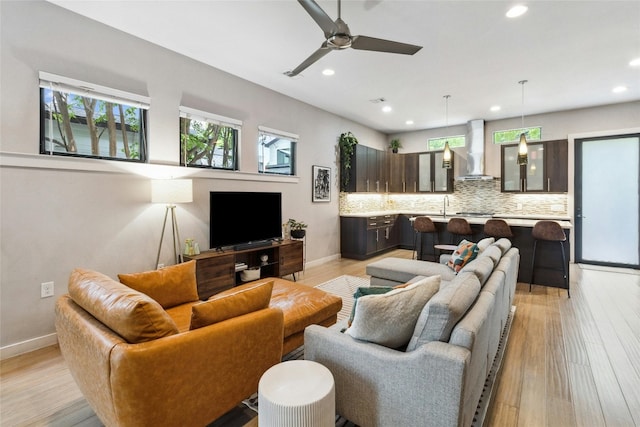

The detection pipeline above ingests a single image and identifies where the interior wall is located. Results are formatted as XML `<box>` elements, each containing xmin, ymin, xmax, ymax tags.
<box><xmin>389</xmin><ymin>101</ymin><xmax>640</xmax><ymax>177</ymax></box>
<box><xmin>0</xmin><ymin>1</ymin><xmax>386</xmax><ymax>355</ymax></box>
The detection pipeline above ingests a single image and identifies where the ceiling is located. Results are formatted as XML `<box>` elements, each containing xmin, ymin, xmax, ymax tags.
<box><xmin>49</xmin><ymin>0</ymin><xmax>640</xmax><ymax>134</ymax></box>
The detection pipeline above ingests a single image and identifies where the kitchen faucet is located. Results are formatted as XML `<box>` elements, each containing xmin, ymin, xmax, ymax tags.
<box><xmin>443</xmin><ymin>195</ymin><xmax>449</xmax><ymax>218</ymax></box>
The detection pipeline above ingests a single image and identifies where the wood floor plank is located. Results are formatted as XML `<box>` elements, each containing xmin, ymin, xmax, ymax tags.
<box><xmin>567</xmin><ymin>362</ymin><xmax>606</xmax><ymax>427</ymax></box>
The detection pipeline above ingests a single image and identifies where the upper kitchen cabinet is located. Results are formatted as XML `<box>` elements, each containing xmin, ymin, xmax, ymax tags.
<box><xmin>418</xmin><ymin>151</ymin><xmax>454</xmax><ymax>193</ymax></box>
<box><xmin>501</xmin><ymin>139</ymin><xmax>568</xmax><ymax>193</ymax></box>
<box><xmin>344</xmin><ymin>144</ymin><xmax>379</xmax><ymax>192</ymax></box>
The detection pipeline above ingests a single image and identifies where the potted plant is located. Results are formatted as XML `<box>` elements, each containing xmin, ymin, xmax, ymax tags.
<box><xmin>287</xmin><ymin>218</ymin><xmax>307</xmax><ymax>238</ymax></box>
<box><xmin>389</xmin><ymin>138</ymin><xmax>402</xmax><ymax>153</ymax></box>
<box><xmin>338</xmin><ymin>131</ymin><xmax>359</xmax><ymax>191</ymax></box>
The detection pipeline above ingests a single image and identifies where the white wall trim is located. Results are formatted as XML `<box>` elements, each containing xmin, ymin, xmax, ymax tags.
<box><xmin>0</xmin><ymin>333</ymin><xmax>58</xmax><ymax>360</ymax></box>
<box><xmin>0</xmin><ymin>151</ymin><xmax>299</xmax><ymax>183</ymax></box>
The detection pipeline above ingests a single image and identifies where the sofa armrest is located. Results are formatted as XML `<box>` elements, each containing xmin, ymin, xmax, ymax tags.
<box><xmin>110</xmin><ymin>307</ymin><xmax>284</xmax><ymax>426</ymax></box>
<box><xmin>304</xmin><ymin>324</ymin><xmax>469</xmax><ymax>427</ymax></box>
<box><xmin>56</xmin><ymin>294</ymin><xmax>284</xmax><ymax>427</ymax></box>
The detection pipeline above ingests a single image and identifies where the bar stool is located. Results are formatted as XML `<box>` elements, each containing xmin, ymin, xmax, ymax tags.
<box><xmin>435</xmin><ymin>217</ymin><xmax>473</xmax><ymax>256</ymax></box>
<box><xmin>530</xmin><ymin>220</ymin><xmax>569</xmax><ymax>297</ymax></box>
<box><xmin>483</xmin><ymin>219</ymin><xmax>513</xmax><ymax>239</ymax></box>
<box><xmin>412</xmin><ymin>216</ymin><xmax>438</xmax><ymax>261</ymax></box>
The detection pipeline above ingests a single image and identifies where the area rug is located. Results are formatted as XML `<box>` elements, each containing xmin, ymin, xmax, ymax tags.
<box><xmin>314</xmin><ymin>274</ymin><xmax>370</xmax><ymax>322</ymax></box>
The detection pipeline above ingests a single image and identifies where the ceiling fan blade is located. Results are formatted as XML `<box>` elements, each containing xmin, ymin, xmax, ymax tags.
<box><xmin>285</xmin><ymin>44</ymin><xmax>332</xmax><ymax>77</ymax></box>
<box><xmin>297</xmin><ymin>0</ymin><xmax>338</xmax><ymax>38</ymax></box>
<box><xmin>351</xmin><ymin>35</ymin><xmax>422</xmax><ymax>55</ymax></box>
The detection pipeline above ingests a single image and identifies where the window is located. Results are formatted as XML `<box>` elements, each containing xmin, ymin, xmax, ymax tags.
<box><xmin>258</xmin><ymin>126</ymin><xmax>297</xmax><ymax>176</ymax></box>
<box><xmin>493</xmin><ymin>126</ymin><xmax>542</xmax><ymax>144</ymax></box>
<box><xmin>428</xmin><ymin>135</ymin><xmax>465</xmax><ymax>151</ymax></box>
<box><xmin>40</xmin><ymin>72</ymin><xmax>148</xmax><ymax>161</ymax></box>
<box><xmin>179</xmin><ymin>107</ymin><xmax>240</xmax><ymax>170</ymax></box>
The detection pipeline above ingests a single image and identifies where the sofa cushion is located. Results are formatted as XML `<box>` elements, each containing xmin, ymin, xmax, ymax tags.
<box><xmin>447</xmin><ymin>240</ymin><xmax>479</xmax><ymax>272</ymax></box>
<box><xmin>459</xmin><ymin>256</ymin><xmax>495</xmax><ymax>286</ymax></box>
<box><xmin>348</xmin><ymin>286</ymin><xmax>395</xmax><ymax>326</ymax></box>
<box><xmin>477</xmin><ymin>237</ymin><xmax>495</xmax><ymax>252</ymax></box>
<box><xmin>366</xmin><ymin>257</ymin><xmax>456</xmax><ymax>284</ymax></box>
<box><xmin>345</xmin><ymin>276</ymin><xmax>440</xmax><ymax>348</ymax></box>
<box><xmin>118</xmin><ymin>260</ymin><xmax>199</xmax><ymax>309</ymax></box>
<box><xmin>190</xmin><ymin>280</ymin><xmax>274</xmax><ymax>330</ymax></box>
<box><xmin>406</xmin><ymin>272</ymin><xmax>481</xmax><ymax>351</ymax></box>
<box><xmin>68</xmin><ymin>268</ymin><xmax>179</xmax><ymax>343</ymax></box>
<box><xmin>493</xmin><ymin>238</ymin><xmax>512</xmax><ymax>255</ymax></box>
<box><xmin>478</xmin><ymin>245</ymin><xmax>502</xmax><ymax>267</ymax></box>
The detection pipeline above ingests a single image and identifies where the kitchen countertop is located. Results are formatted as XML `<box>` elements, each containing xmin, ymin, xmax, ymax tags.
<box><xmin>340</xmin><ymin>211</ymin><xmax>572</xmax><ymax>229</ymax></box>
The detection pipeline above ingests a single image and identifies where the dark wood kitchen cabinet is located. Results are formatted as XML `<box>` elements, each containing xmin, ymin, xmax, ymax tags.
<box><xmin>418</xmin><ymin>151</ymin><xmax>454</xmax><ymax>193</ymax></box>
<box><xmin>340</xmin><ymin>215</ymin><xmax>398</xmax><ymax>259</ymax></box>
<box><xmin>501</xmin><ymin>139</ymin><xmax>568</xmax><ymax>193</ymax></box>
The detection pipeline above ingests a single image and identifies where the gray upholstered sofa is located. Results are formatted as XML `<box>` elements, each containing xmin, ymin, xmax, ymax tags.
<box><xmin>305</xmin><ymin>238</ymin><xmax>519</xmax><ymax>427</ymax></box>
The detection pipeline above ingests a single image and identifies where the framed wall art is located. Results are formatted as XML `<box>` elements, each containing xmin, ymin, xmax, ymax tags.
<box><xmin>312</xmin><ymin>165</ymin><xmax>331</xmax><ymax>202</ymax></box>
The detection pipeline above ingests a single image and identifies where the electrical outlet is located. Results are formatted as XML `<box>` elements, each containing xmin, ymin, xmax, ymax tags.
<box><xmin>157</xmin><ymin>263</ymin><xmax>165</xmax><ymax>269</ymax></box>
<box><xmin>41</xmin><ymin>281</ymin><xmax>54</xmax><ymax>298</ymax></box>
<box><xmin>516</xmin><ymin>203</ymin><xmax>523</xmax><ymax>211</ymax></box>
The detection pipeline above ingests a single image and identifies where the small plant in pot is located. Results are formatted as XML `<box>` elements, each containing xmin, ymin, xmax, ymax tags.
<box><xmin>287</xmin><ymin>218</ymin><xmax>307</xmax><ymax>239</ymax></box>
<box><xmin>389</xmin><ymin>138</ymin><xmax>402</xmax><ymax>153</ymax></box>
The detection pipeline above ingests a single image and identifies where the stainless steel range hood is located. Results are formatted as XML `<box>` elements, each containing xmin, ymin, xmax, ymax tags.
<box><xmin>456</xmin><ymin>119</ymin><xmax>494</xmax><ymax>181</ymax></box>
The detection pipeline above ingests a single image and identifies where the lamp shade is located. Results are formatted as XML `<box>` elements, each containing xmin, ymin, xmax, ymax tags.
<box><xmin>151</xmin><ymin>179</ymin><xmax>193</xmax><ymax>204</ymax></box>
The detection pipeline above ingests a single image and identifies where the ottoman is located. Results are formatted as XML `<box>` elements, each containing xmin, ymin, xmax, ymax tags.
<box><xmin>248</xmin><ymin>277</ymin><xmax>343</xmax><ymax>355</ymax></box>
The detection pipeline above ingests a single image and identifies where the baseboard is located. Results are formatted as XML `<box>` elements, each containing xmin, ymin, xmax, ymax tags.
<box><xmin>0</xmin><ymin>333</ymin><xmax>57</xmax><ymax>360</ymax></box>
<box><xmin>305</xmin><ymin>253</ymin><xmax>341</xmax><ymax>269</ymax></box>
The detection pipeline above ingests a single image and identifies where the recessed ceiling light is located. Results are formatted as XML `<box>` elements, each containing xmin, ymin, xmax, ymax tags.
<box><xmin>612</xmin><ymin>85</ymin><xmax>628</xmax><ymax>93</ymax></box>
<box><xmin>405</xmin><ymin>120</ymin><xmax>414</xmax><ymax>125</ymax></box>
<box><xmin>322</xmin><ymin>69</ymin><xmax>335</xmax><ymax>76</ymax></box>
<box><xmin>630</xmin><ymin>58</ymin><xmax>640</xmax><ymax>67</ymax></box>
<box><xmin>506</xmin><ymin>5</ymin><xmax>528</xmax><ymax>18</ymax></box>
<box><xmin>490</xmin><ymin>105</ymin><xmax>501</xmax><ymax>112</ymax></box>
<box><xmin>382</xmin><ymin>105</ymin><xmax>392</xmax><ymax>113</ymax></box>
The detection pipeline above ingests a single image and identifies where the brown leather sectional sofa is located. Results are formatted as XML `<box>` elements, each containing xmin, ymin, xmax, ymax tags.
<box><xmin>55</xmin><ymin>262</ymin><xmax>341</xmax><ymax>427</ymax></box>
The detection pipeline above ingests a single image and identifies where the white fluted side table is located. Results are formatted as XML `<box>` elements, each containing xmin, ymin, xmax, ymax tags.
<box><xmin>258</xmin><ymin>360</ymin><xmax>335</xmax><ymax>427</ymax></box>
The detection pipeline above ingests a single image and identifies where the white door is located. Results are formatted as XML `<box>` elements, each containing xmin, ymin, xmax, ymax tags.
<box><xmin>576</xmin><ymin>134</ymin><xmax>639</xmax><ymax>267</ymax></box>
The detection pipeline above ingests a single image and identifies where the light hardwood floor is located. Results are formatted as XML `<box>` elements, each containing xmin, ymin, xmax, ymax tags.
<box><xmin>1</xmin><ymin>250</ymin><xmax>639</xmax><ymax>426</ymax></box>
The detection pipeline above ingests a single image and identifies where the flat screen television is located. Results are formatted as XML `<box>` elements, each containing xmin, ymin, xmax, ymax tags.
<box><xmin>209</xmin><ymin>191</ymin><xmax>282</xmax><ymax>250</ymax></box>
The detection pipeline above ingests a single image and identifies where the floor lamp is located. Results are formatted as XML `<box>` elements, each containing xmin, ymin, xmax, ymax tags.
<box><xmin>151</xmin><ymin>179</ymin><xmax>193</xmax><ymax>269</ymax></box>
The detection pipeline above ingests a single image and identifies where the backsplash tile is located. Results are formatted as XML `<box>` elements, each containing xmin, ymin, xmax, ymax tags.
<box><xmin>339</xmin><ymin>179</ymin><xmax>568</xmax><ymax>216</ymax></box>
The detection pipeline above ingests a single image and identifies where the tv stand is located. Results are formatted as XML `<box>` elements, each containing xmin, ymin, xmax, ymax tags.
<box><xmin>234</xmin><ymin>240</ymin><xmax>273</xmax><ymax>251</ymax></box>
<box><xmin>184</xmin><ymin>239</ymin><xmax>303</xmax><ymax>300</ymax></box>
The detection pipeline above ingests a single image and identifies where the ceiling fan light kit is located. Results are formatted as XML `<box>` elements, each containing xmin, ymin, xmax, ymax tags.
<box><xmin>286</xmin><ymin>0</ymin><xmax>423</xmax><ymax>77</ymax></box>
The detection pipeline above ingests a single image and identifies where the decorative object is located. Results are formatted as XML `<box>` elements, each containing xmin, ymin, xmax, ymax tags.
<box><xmin>517</xmin><ymin>80</ymin><xmax>529</xmax><ymax>165</ymax></box>
<box><xmin>442</xmin><ymin>95</ymin><xmax>453</xmax><ymax>169</ymax></box>
<box><xmin>338</xmin><ymin>131</ymin><xmax>358</xmax><ymax>191</ymax></box>
<box><xmin>312</xmin><ymin>165</ymin><xmax>331</xmax><ymax>202</ymax></box>
<box><xmin>287</xmin><ymin>218</ymin><xmax>307</xmax><ymax>239</ymax></box>
<box><xmin>260</xmin><ymin>254</ymin><xmax>269</xmax><ymax>263</ymax></box>
<box><xmin>389</xmin><ymin>138</ymin><xmax>402</xmax><ymax>153</ymax></box>
<box><xmin>151</xmin><ymin>179</ymin><xmax>193</xmax><ymax>269</ymax></box>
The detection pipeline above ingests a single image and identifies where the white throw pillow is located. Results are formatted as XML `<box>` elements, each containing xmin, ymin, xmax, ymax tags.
<box><xmin>345</xmin><ymin>275</ymin><xmax>440</xmax><ymax>348</ymax></box>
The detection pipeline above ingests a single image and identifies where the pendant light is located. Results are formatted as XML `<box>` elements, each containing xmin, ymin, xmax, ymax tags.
<box><xmin>517</xmin><ymin>80</ymin><xmax>528</xmax><ymax>165</ymax></box>
<box><xmin>442</xmin><ymin>95</ymin><xmax>453</xmax><ymax>169</ymax></box>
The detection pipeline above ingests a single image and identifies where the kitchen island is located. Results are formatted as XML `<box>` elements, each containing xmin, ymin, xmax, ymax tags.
<box><xmin>340</xmin><ymin>212</ymin><xmax>571</xmax><ymax>291</ymax></box>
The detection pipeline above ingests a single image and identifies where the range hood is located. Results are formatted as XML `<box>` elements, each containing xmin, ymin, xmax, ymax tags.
<box><xmin>455</xmin><ymin>119</ymin><xmax>494</xmax><ymax>181</ymax></box>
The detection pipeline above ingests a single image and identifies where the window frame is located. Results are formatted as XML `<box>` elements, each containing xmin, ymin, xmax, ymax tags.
<box><xmin>39</xmin><ymin>72</ymin><xmax>149</xmax><ymax>163</ymax></box>
<box><xmin>427</xmin><ymin>135</ymin><xmax>466</xmax><ymax>151</ymax></box>
<box><xmin>493</xmin><ymin>126</ymin><xmax>542</xmax><ymax>144</ymax></box>
<box><xmin>179</xmin><ymin>106</ymin><xmax>241</xmax><ymax>170</ymax></box>
<box><xmin>258</xmin><ymin>126</ymin><xmax>298</xmax><ymax>176</ymax></box>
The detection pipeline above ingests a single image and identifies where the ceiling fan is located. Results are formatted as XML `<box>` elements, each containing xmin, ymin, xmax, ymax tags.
<box><xmin>285</xmin><ymin>0</ymin><xmax>423</xmax><ymax>77</ymax></box>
